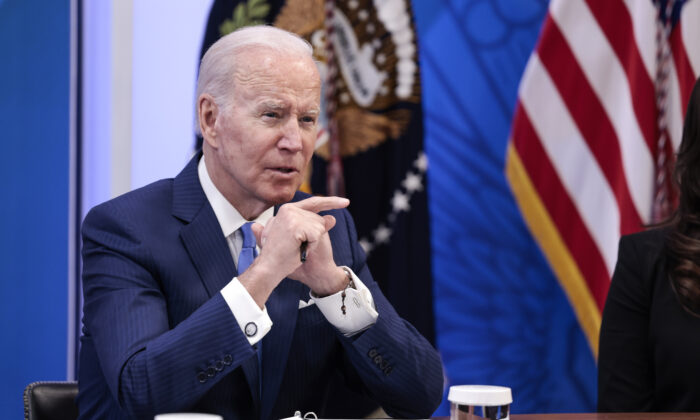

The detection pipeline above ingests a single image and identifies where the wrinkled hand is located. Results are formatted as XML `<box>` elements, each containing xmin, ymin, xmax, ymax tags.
<box><xmin>250</xmin><ymin>196</ymin><xmax>349</xmax><ymax>297</ymax></box>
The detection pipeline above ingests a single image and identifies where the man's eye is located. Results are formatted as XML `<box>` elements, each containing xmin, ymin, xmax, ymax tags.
<box><xmin>263</xmin><ymin>112</ymin><xmax>279</xmax><ymax>118</ymax></box>
<box><xmin>300</xmin><ymin>116</ymin><xmax>316</xmax><ymax>124</ymax></box>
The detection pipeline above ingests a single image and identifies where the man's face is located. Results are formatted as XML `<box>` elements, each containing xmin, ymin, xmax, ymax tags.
<box><xmin>205</xmin><ymin>49</ymin><xmax>321</xmax><ymax>215</ymax></box>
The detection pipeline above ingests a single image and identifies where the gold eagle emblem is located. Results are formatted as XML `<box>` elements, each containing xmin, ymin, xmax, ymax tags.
<box><xmin>274</xmin><ymin>0</ymin><xmax>420</xmax><ymax>158</ymax></box>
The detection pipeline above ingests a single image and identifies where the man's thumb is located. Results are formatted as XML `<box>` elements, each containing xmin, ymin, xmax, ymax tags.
<box><xmin>251</xmin><ymin>222</ymin><xmax>265</xmax><ymax>247</ymax></box>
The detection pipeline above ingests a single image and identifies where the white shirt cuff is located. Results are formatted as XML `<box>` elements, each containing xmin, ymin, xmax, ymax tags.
<box><xmin>221</xmin><ymin>278</ymin><xmax>273</xmax><ymax>345</ymax></box>
<box><xmin>311</xmin><ymin>267</ymin><xmax>378</xmax><ymax>336</ymax></box>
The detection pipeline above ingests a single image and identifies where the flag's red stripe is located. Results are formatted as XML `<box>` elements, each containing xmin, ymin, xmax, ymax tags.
<box><xmin>536</xmin><ymin>18</ymin><xmax>644</xmax><ymax>235</ymax></box>
<box><xmin>511</xmin><ymin>104</ymin><xmax>609</xmax><ymax>310</ymax></box>
<box><xmin>585</xmin><ymin>0</ymin><xmax>657</xmax><ymax>155</ymax></box>
<box><xmin>670</xmin><ymin>23</ymin><xmax>696</xmax><ymax>117</ymax></box>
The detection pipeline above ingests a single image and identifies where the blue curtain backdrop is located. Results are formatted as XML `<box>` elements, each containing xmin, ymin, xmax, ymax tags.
<box><xmin>0</xmin><ymin>0</ymin><xmax>71</xmax><ymax>418</ymax></box>
<box><xmin>413</xmin><ymin>0</ymin><xmax>597</xmax><ymax>415</ymax></box>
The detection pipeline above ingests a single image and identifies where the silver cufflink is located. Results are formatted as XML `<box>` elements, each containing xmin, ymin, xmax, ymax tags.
<box><xmin>245</xmin><ymin>322</ymin><xmax>258</xmax><ymax>337</ymax></box>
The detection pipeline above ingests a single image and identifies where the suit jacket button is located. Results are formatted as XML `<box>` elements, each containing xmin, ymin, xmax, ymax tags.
<box><xmin>197</xmin><ymin>372</ymin><xmax>207</xmax><ymax>383</ymax></box>
<box><xmin>214</xmin><ymin>360</ymin><xmax>224</xmax><ymax>371</ymax></box>
<box><xmin>368</xmin><ymin>348</ymin><xmax>378</xmax><ymax>358</ymax></box>
<box><xmin>223</xmin><ymin>354</ymin><xmax>233</xmax><ymax>366</ymax></box>
<box><xmin>206</xmin><ymin>367</ymin><xmax>216</xmax><ymax>377</ymax></box>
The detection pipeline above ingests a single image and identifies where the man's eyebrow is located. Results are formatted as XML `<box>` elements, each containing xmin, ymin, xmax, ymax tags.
<box><xmin>255</xmin><ymin>101</ymin><xmax>320</xmax><ymax>115</ymax></box>
<box><xmin>255</xmin><ymin>100</ymin><xmax>286</xmax><ymax>111</ymax></box>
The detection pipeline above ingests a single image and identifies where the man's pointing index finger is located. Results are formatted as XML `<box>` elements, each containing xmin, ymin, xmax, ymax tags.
<box><xmin>291</xmin><ymin>196</ymin><xmax>350</xmax><ymax>214</ymax></box>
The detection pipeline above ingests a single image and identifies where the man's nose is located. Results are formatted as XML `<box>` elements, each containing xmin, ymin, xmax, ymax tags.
<box><xmin>278</xmin><ymin>118</ymin><xmax>303</xmax><ymax>152</ymax></box>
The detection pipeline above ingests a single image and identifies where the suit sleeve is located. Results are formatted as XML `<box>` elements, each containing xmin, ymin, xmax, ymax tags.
<box><xmin>597</xmin><ymin>234</ymin><xmax>655</xmax><ymax>412</ymax></box>
<box><xmin>331</xmin><ymin>209</ymin><xmax>444</xmax><ymax>418</ymax></box>
<box><xmin>81</xmin><ymin>204</ymin><xmax>255</xmax><ymax>419</ymax></box>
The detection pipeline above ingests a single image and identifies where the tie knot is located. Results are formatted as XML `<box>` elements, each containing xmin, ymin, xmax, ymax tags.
<box><xmin>240</xmin><ymin>222</ymin><xmax>256</xmax><ymax>249</ymax></box>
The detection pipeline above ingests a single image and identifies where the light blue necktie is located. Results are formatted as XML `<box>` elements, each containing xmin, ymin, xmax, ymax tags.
<box><xmin>237</xmin><ymin>222</ymin><xmax>257</xmax><ymax>274</ymax></box>
<box><xmin>237</xmin><ymin>221</ymin><xmax>262</xmax><ymax>404</ymax></box>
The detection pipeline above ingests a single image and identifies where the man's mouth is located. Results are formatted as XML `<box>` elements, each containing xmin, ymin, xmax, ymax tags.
<box><xmin>271</xmin><ymin>167</ymin><xmax>297</xmax><ymax>174</ymax></box>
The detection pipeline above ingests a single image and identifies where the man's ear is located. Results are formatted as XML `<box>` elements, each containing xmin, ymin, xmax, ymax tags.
<box><xmin>198</xmin><ymin>94</ymin><xmax>220</xmax><ymax>148</ymax></box>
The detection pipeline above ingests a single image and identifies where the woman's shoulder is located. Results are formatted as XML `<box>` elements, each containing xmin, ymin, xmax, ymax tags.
<box><xmin>612</xmin><ymin>227</ymin><xmax>672</xmax><ymax>295</ymax></box>
<box><xmin>619</xmin><ymin>227</ymin><xmax>670</xmax><ymax>258</ymax></box>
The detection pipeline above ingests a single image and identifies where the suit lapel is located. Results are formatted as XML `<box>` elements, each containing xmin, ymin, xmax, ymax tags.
<box><xmin>179</xmin><ymin>205</ymin><xmax>237</xmax><ymax>297</ymax></box>
<box><xmin>174</xmin><ymin>153</ymin><xmax>237</xmax><ymax>297</ymax></box>
<box><xmin>260</xmin><ymin>278</ymin><xmax>305</xmax><ymax>420</ymax></box>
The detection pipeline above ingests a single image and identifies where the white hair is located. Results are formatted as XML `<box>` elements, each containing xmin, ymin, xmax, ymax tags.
<box><xmin>194</xmin><ymin>25</ymin><xmax>314</xmax><ymax>136</ymax></box>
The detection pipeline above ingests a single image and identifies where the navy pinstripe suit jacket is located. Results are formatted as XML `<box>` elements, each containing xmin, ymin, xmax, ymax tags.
<box><xmin>76</xmin><ymin>154</ymin><xmax>443</xmax><ymax>420</ymax></box>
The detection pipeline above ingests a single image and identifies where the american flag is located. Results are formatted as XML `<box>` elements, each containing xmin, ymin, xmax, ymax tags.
<box><xmin>506</xmin><ymin>0</ymin><xmax>700</xmax><ymax>358</ymax></box>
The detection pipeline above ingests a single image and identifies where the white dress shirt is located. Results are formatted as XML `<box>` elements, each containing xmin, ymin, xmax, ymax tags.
<box><xmin>198</xmin><ymin>157</ymin><xmax>378</xmax><ymax>345</ymax></box>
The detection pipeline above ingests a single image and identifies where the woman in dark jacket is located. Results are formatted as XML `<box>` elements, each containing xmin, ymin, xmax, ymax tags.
<box><xmin>598</xmin><ymin>77</ymin><xmax>700</xmax><ymax>412</ymax></box>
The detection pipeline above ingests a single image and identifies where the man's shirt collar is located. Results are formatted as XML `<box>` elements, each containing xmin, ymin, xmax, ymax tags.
<box><xmin>198</xmin><ymin>156</ymin><xmax>273</xmax><ymax>237</ymax></box>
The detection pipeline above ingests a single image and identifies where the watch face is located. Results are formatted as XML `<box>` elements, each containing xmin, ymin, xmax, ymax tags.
<box><xmin>245</xmin><ymin>322</ymin><xmax>258</xmax><ymax>337</ymax></box>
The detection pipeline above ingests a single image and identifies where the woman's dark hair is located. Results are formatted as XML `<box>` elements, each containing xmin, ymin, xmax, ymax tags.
<box><xmin>666</xmin><ymin>77</ymin><xmax>700</xmax><ymax>316</ymax></box>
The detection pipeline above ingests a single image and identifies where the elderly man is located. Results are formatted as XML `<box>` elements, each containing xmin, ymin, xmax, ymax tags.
<box><xmin>77</xmin><ymin>26</ymin><xmax>442</xmax><ymax>420</ymax></box>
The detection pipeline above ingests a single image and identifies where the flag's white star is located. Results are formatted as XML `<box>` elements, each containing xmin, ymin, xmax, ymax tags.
<box><xmin>373</xmin><ymin>224</ymin><xmax>392</xmax><ymax>244</ymax></box>
<box><xmin>414</xmin><ymin>152</ymin><xmax>428</xmax><ymax>172</ymax></box>
<box><xmin>391</xmin><ymin>191</ymin><xmax>411</xmax><ymax>212</ymax></box>
<box><xmin>358</xmin><ymin>238</ymin><xmax>373</xmax><ymax>254</ymax></box>
<box><xmin>402</xmin><ymin>172</ymin><xmax>423</xmax><ymax>193</ymax></box>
